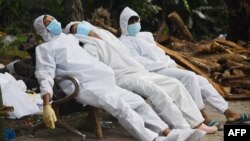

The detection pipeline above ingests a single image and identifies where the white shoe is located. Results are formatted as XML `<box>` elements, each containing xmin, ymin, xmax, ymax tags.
<box><xmin>154</xmin><ymin>129</ymin><xmax>205</xmax><ymax>141</ymax></box>
<box><xmin>197</xmin><ymin>123</ymin><xmax>218</xmax><ymax>134</ymax></box>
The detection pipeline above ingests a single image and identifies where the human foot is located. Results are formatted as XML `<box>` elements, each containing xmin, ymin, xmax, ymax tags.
<box><xmin>162</xmin><ymin>128</ymin><xmax>171</xmax><ymax>136</ymax></box>
<box><xmin>196</xmin><ymin>123</ymin><xmax>217</xmax><ymax>134</ymax></box>
<box><xmin>226</xmin><ymin>114</ymin><xmax>250</xmax><ymax>124</ymax></box>
<box><xmin>154</xmin><ymin>129</ymin><xmax>205</xmax><ymax>141</ymax></box>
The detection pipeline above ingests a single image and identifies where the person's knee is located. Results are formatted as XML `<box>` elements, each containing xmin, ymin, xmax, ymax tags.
<box><xmin>185</xmin><ymin>71</ymin><xmax>197</xmax><ymax>81</ymax></box>
<box><xmin>171</xmin><ymin>78</ymin><xmax>185</xmax><ymax>87</ymax></box>
<box><xmin>132</xmin><ymin>94</ymin><xmax>145</xmax><ymax>104</ymax></box>
<box><xmin>101</xmin><ymin>94</ymin><xmax>131</xmax><ymax>117</ymax></box>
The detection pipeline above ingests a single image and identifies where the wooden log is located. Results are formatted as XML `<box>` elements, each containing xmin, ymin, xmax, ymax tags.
<box><xmin>166</xmin><ymin>37</ymin><xmax>198</xmax><ymax>56</ymax></box>
<box><xmin>234</xmin><ymin>49</ymin><xmax>250</xmax><ymax>54</ymax></box>
<box><xmin>221</xmin><ymin>79</ymin><xmax>250</xmax><ymax>87</ymax></box>
<box><xmin>225</xmin><ymin>94</ymin><xmax>250</xmax><ymax>100</ymax></box>
<box><xmin>215</xmin><ymin>39</ymin><xmax>246</xmax><ymax>50</ymax></box>
<box><xmin>230</xmin><ymin>87</ymin><xmax>250</xmax><ymax>95</ymax></box>
<box><xmin>218</xmin><ymin>59</ymin><xmax>250</xmax><ymax>73</ymax></box>
<box><xmin>203</xmin><ymin>53</ymin><xmax>246</xmax><ymax>63</ymax></box>
<box><xmin>167</xmin><ymin>12</ymin><xmax>194</xmax><ymax>42</ymax></box>
<box><xmin>157</xmin><ymin>43</ymin><xmax>228</xmax><ymax>97</ymax></box>
<box><xmin>184</xmin><ymin>56</ymin><xmax>221</xmax><ymax>73</ymax></box>
<box><xmin>195</xmin><ymin>42</ymin><xmax>226</xmax><ymax>55</ymax></box>
<box><xmin>155</xmin><ymin>22</ymin><xmax>169</xmax><ymax>43</ymax></box>
<box><xmin>221</xmin><ymin>75</ymin><xmax>248</xmax><ymax>82</ymax></box>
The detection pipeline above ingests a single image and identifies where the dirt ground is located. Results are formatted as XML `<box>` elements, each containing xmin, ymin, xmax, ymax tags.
<box><xmin>5</xmin><ymin>100</ymin><xmax>249</xmax><ymax>141</ymax></box>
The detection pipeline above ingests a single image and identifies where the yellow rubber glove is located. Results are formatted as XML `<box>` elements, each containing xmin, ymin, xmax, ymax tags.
<box><xmin>43</xmin><ymin>105</ymin><xmax>57</xmax><ymax>129</ymax></box>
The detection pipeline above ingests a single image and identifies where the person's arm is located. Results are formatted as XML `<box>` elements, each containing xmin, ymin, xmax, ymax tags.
<box><xmin>83</xmin><ymin>44</ymin><xmax>102</xmax><ymax>61</ymax></box>
<box><xmin>35</xmin><ymin>45</ymin><xmax>57</xmax><ymax>129</ymax></box>
<box><xmin>137</xmin><ymin>32</ymin><xmax>177</xmax><ymax>68</ymax></box>
<box><xmin>154</xmin><ymin>43</ymin><xmax>177</xmax><ymax>68</ymax></box>
<box><xmin>76</xmin><ymin>35</ymin><xmax>103</xmax><ymax>61</ymax></box>
<box><xmin>42</xmin><ymin>93</ymin><xmax>51</xmax><ymax>106</ymax></box>
<box><xmin>35</xmin><ymin>46</ymin><xmax>55</xmax><ymax>99</ymax></box>
<box><xmin>121</xmin><ymin>39</ymin><xmax>161</xmax><ymax>71</ymax></box>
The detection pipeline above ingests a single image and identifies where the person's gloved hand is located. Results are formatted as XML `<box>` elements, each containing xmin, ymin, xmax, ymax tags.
<box><xmin>43</xmin><ymin>105</ymin><xmax>57</xmax><ymax>129</ymax></box>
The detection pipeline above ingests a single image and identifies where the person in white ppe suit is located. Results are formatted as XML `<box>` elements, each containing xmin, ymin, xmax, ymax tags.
<box><xmin>64</xmin><ymin>20</ymin><xmax>217</xmax><ymax>134</ymax></box>
<box><xmin>119</xmin><ymin>7</ymin><xmax>250</xmax><ymax>127</ymax></box>
<box><xmin>34</xmin><ymin>14</ymin><xmax>206</xmax><ymax>141</ymax></box>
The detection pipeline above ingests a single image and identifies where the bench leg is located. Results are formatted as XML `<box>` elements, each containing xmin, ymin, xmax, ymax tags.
<box><xmin>89</xmin><ymin>107</ymin><xmax>103</xmax><ymax>139</ymax></box>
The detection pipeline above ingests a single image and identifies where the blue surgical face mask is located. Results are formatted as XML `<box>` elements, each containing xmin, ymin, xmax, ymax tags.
<box><xmin>46</xmin><ymin>19</ymin><xmax>62</xmax><ymax>35</ymax></box>
<box><xmin>127</xmin><ymin>22</ymin><xmax>141</xmax><ymax>36</ymax></box>
<box><xmin>76</xmin><ymin>23</ymin><xmax>90</xmax><ymax>36</ymax></box>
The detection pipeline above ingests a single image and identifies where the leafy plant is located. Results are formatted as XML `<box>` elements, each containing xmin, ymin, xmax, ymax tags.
<box><xmin>129</xmin><ymin>0</ymin><xmax>162</xmax><ymax>22</ymax></box>
<box><xmin>189</xmin><ymin>1</ymin><xmax>229</xmax><ymax>40</ymax></box>
<box><xmin>0</xmin><ymin>0</ymin><xmax>29</xmax><ymax>34</ymax></box>
<box><xmin>0</xmin><ymin>34</ymin><xmax>30</xmax><ymax>60</ymax></box>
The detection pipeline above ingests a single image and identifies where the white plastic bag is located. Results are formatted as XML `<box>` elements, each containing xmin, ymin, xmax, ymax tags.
<box><xmin>0</xmin><ymin>73</ymin><xmax>42</xmax><ymax>119</ymax></box>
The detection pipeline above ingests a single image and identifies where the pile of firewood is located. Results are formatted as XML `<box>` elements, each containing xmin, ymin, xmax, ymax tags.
<box><xmin>157</xmin><ymin>12</ymin><xmax>250</xmax><ymax>100</ymax></box>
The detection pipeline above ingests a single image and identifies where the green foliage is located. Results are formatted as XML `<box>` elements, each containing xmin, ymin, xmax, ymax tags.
<box><xmin>189</xmin><ymin>0</ymin><xmax>229</xmax><ymax>40</ymax></box>
<box><xmin>0</xmin><ymin>46</ymin><xmax>29</xmax><ymax>60</ymax></box>
<box><xmin>162</xmin><ymin>26</ymin><xmax>170</xmax><ymax>37</ymax></box>
<box><xmin>87</xmin><ymin>0</ymin><xmax>95</xmax><ymax>6</ymax></box>
<box><xmin>182</xmin><ymin>0</ymin><xmax>191</xmax><ymax>14</ymax></box>
<box><xmin>0</xmin><ymin>0</ymin><xmax>65</xmax><ymax>35</ymax></box>
<box><xmin>0</xmin><ymin>35</ymin><xmax>30</xmax><ymax>60</ymax></box>
<box><xmin>0</xmin><ymin>0</ymin><xmax>230</xmax><ymax>41</ymax></box>
<box><xmin>46</xmin><ymin>0</ymin><xmax>64</xmax><ymax>17</ymax></box>
<box><xmin>119</xmin><ymin>0</ymin><xmax>161</xmax><ymax>22</ymax></box>
<box><xmin>0</xmin><ymin>0</ymin><xmax>29</xmax><ymax>34</ymax></box>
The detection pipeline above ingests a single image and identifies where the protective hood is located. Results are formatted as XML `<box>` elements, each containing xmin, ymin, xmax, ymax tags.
<box><xmin>119</xmin><ymin>7</ymin><xmax>140</xmax><ymax>36</ymax></box>
<box><xmin>64</xmin><ymin>21</ymin><xmax>96</xmax><ymax>34</ymax></box>
<box><xmin>64</xmin><ymin>21</ymin><xmax>80</xmax><ymax>34</ymax></box>
<box><xmin>33</xmin><ymin>15</ymin><xmax>60</xmax><ymax>42</ymax></box>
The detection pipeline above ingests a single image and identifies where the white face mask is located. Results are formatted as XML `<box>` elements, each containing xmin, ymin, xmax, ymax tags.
<box><xmin>76</xmin><ymin>23</ymin><xmax>90</xmax><ymax>36</ymax></box>
<box><xmin>127</xmin><ymin>22</ymin><xmax>141</xmax><ymax>36</ymax></box>
<box><xmin>46</xmin><ymin>19</ymin><xmax>62</xmax><ymax>35</ymax></box>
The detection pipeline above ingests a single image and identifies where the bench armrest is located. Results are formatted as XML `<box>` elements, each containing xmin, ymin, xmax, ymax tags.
<box><xmin>53</xmin><ymin>76</ymin><xmax>80</xmax><ymax>105</ymax></box>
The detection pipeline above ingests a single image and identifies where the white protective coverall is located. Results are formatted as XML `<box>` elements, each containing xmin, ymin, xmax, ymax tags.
<box><xmin>119</xmin><ymin>7</ymin><xmax>228</xmax><ymax>113</ymax></box>
<box><xmin>34</xmin><ymin>15</ymin><xmax>205</xmax><ymax>141</ymax></box>
<box><xmin>65</xmin><ymin>21</ymin><xmax>206</xmax><ymax>129</ymax></box>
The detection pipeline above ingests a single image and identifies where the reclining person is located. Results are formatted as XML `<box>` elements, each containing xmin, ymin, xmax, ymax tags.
<box><xmin>119</xmin><ymin>7</ymin><xmax>250</xmax><ymax>127</ymax></box>
<box><xmin>64</xmin><ymin>20</ymin><xmax>217</xmax><ymax>133</ymax></box>
<box><xmin>33</xmin><ymin>14</ymin><xmax>206</xmax><ymax>141</ymax></box>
